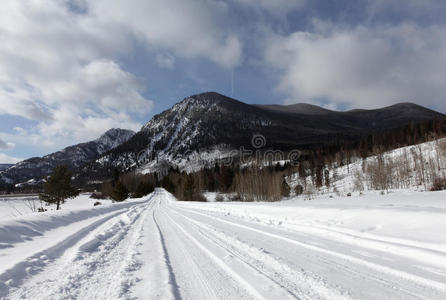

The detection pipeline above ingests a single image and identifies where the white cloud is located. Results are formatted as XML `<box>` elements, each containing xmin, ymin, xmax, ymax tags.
<box><xmin>88</xmin><ymin>0</ymin><xmax>242</xmax><ymax>68</ymax></box>
<box><xmin>265</xmin><ymin>22</ymin><xmax>446</xmax><ymax>110</ymax></box>
<box><xmin>0</xmin><ymin>0</ymin><xmax>151</xmax><ymax>149</ymax></box>
<box><xmin>0</xmin><ymin>153</ymin><xmax>21</xmax><ymax>164</ymax></box>
<box><xmin>45</xmin><ymin>59</ymin><xmax>152</xmax><ymax>115</ymax></box>
<box><xmin>0</xmin><ymin>138</ymin><xmax>14</xmax><ymax>150</ymax></box>
<box><xmin>0</xmin><ymin>0</ymin><xmax>243</xmax><ymax>154</ymax></box>
<box><xmin>0</xmin><ymin>89</ymin><xmax>53</xmax><ymax>121</ymax></box>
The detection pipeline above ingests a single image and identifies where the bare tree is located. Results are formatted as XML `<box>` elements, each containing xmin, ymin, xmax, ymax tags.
<box><xmin>232</xmin><ymin>166</ymin><xmax>284</xmax><ymax>202</ymax></box>
<box><xmin>353</xmin><ymin>170</ymin><xmax>365</xmax><ymax>193</ymax></box>
<box><xmin>303</xmin><ymin>183</ymin><xmax>315</xmax><ymax>200</ymax></box>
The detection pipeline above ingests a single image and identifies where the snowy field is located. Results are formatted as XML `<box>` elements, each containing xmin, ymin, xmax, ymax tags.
<box><xmin>0</xmin><ymin>196</ymin><xmax>41</xmax><ymax>221</ymax></box>
<box><xmin>1</xmin><ymin>188</ymin><xmax>446</xmax><ymax>299</ymax></box>
<box><xmin>0</xmin><ymin>194</ymin><xmax>114</xmax><ymax>221</ymax></box>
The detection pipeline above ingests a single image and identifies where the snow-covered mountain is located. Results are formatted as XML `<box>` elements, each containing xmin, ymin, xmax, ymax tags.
<box><xmin>5</xmin><ymin>92</ymin><xmax>442</xmax><ymax>184</ymax></box>
<box><xmin>91</xmin><ymin>92</ymin><xmax>444</xmax><ymax>174</ymax></box>
<box><xmin>0</xmin><ymin>129</ymin><xmax>135</xmax><ymax>185</ymax></box>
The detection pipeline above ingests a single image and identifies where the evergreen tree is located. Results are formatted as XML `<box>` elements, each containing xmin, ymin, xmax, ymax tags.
<box><xmin>294</xmin><ymin>185</ymin><xmax>304</xmax><ymax>196</ymax></box>
<box><xmin>112</xmin><ymin>182</ymin><xmax>129</xmax><ymax>202</ymax></box>
<box><xmin>161</xmin><ymin>176</ymin><xmax>175</xmax><ymax>193</ymax></box>
<box><xmin>324</xmin><ymin>169</ymin><xmax>330</xmax><ymax>188</ymax></box>
<box><xmin>281</xmin><ymin>179</ymin><xmax>291</xmax><ymax>197</ymax></box>
<box><xmin>183</xmin><ymin>175</ymin><xmax>195</xmax><ymax>201</ymax></box>
<box><xmin>134</xmin><ymin>181</ymin><xmax>154</xmax><ymax>198</ymax></box>
<box><xmin>314</xmin><ymin>165</ymin><xmax>324</xmax><ymax>188</ymax></box>
<box><xmin>112</xmin><ymin>168</ymin><xmax>120</xmax><ymax>186</ymax></box>
<box><xmin>39</xmin><ymin>165</ymin><xmax>79</xmax><ymax>210</ymax></box>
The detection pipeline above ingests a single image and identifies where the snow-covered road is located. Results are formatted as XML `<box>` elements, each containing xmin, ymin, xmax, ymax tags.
<box><xmin>1</xmin><ymin>188</ymin><xmax>446</xmax><ymax>299</ymax></box>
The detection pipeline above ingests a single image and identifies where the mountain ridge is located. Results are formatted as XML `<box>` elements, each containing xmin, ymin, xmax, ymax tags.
<box><xmin>0</xmin><ymin>128</ymin><xmax>135</xmax><ymax>185</ymax></box>
<box><xmin>89</xmin><ymin>92</ymin><xmax>444</xmax><ymax>175</ymax></box>
<box><xmin>3</xmin><ymin>92</ymin><xmax>444</xmax><ymax>185</ymax></box>
<box><xmin>257</xmin><ymin>103</ymin><xmax>334</xmax><ymax>115</ymax></box>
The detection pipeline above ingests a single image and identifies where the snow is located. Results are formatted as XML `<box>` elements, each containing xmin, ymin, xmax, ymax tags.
<box><xmin>94</xmin><ymin>128</ymin><xmax>135</xmax><ymax>154</ymax></box>
<box><xmin>105</xmin><ymin>94</ymin><xmax>245</xmax><ymax>174</ymax></box>
<box><xmin>288</xmin><ymin>138</ymin><xmax>446</xmax><ymax>196</ymax></box>
<box><xmin>0</xmin><ymin>194</ymin><xmax>113</xmax><ymax>221</ymax></box>
<box><xmin>139</xmin><ymin>147</ymin><xmax>236</xmax><ymax>174</ymax></box>
<box><xmin>0</xmin><ymin>196</ymin><xmax>41</xmax><ymax>220</ymax></box>
<box><xmin>203</xmin><ymin>192</ymin><xmax>218</xmax><ymax>202</ymax></box>
<box><xmin>1</xmin><ymin>188</ymin><xmax>446</xmax><ymax>299</ymax></box>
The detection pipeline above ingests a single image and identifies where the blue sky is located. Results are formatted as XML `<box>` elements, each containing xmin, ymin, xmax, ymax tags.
<box><xmin>1</xmin><ymin>0</ymin><xmax>446</xmax><ymax>163</ymax></box>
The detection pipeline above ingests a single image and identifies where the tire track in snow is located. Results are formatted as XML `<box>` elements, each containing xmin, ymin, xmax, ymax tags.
<box><xmin>167</xmin><ymin>207</ymin><xmax>351</xmax><ymax>300</ymax></box>
<box><xmin>153</xmin><ymin>209</ymin><xmax>220</xmax><ymax>300</ymax></box>
<box><xmin>0</xmin><ymin>208</ymin><xmax>131</xmax><ymax>298</ymax></box>
<box><xmin>128</xmin><ymin>194</ymin><xmax>179</xmax><ymax>300</ymax></box>
<box><xmin>171</xmin><ymin>205</ymin><xmax>446</xmax><ymax>299</ymax></box>
<box><xmin>160</xmin><ymin>209</ymin><xmax>267</xmax><ymax>300</ymax></box>
<box><xmin>4</xmin><ymin>188</ymin><xmax>444</xmax><ymax>299</ymax></box>
<box><xmin>153</xmin><ymin>210</ymin><xmax>181</xmax><ymax>300</ymax></box>
<box><xmin>175</xmin><ymin>204</ymin><xmax>446</xmax><ymax>269</ymax></box>
<box><xmin>4</xmin><ymin>201</ymin><xmax>150</xmax><ymax>300</ymax></box>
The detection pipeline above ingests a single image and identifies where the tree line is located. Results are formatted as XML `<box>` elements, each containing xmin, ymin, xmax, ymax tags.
<box><xmin>13</xmin><ymin>118</ymin><xmax>446</xmax><ymax>209</ymax></box>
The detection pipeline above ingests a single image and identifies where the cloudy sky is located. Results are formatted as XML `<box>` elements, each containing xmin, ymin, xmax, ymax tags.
<box><xmin>1</xmin><ymin>0</ymin><xmax>446</xmax><ymax>163</ymax></box>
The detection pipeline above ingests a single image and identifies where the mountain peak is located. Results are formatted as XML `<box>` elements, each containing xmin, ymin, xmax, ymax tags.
<box><xmin>142</xmin><ymin>92</ymin><xmax>251</xmax><ymax>131</ymax></box>
<box><xmin>193</xmin><ymin>91</ymin><xmax>224</xmax><ymax>98</ymax></box>
<box><xmin>95</xmin><ymin>128</ymin><xmax>135</xmax><ymax>153</ymax></box>
<box><xmin>182</xmin><ymin>91</ymin><xmax>242</xmax><ymax>106</ymax></box>
<box><xmin>259</xmin><ymin>103</ymin><xmax>334</xmax><ymax>115</ymax></box>
<box><xmin>98</xmin><ymin>128</ymin><xmax>135</xmax><ymax>141</ymax></box>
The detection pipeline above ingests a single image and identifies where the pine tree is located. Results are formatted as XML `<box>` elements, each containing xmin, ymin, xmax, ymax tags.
<box><xmin>183</xmin><ymin>175</ymin><xmax>195</xmax><ymax>201</ymax></box>
<box><xmin>281</xmin><ymin>179</ymin><xmax>290</xmax><ymax>197</ymax></box>
<box><xmin>294</xmin><ymin>184</ymin><xmax>304</xmax><ymax>196</ymax></box>
<box><xmin>112</xmin><ymin>182</ymin><xmax>129</xmax><ymax>202</ymax></box>
<box><xmin>39</xmin><ymin>165</ymin><xmax>79</xmax><ymax>210</ymax></box>
<box><xmin>134</xmin><ymin>181</ymin><xmax>154</xmax><ymax>198</ymax></box>
<box><xmin>112</xmin><ymin>168</ymin><xmax>120</xmax><ymax>186</ymax></box>
<box><xmin>161</xmin><ymin>176</ymin><xmax>176</xmax><ymax>194</ymax></box>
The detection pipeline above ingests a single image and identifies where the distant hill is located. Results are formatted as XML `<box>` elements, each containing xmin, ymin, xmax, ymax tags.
<box><xmin>0</xmin><ymin>129</ymin><xmax>135</xmax><ymax>185</ymax></box>
<box><xmin>0</xmin><ymin>164</ymin><xmax>13</xmax><ymax>172</ymax></box>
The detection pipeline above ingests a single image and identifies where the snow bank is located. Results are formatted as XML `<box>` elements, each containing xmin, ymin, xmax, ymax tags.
<box><xmin>0</xmin><ymin>196</ymin><xmax>145</xmax><ymax>246</ymax></box>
